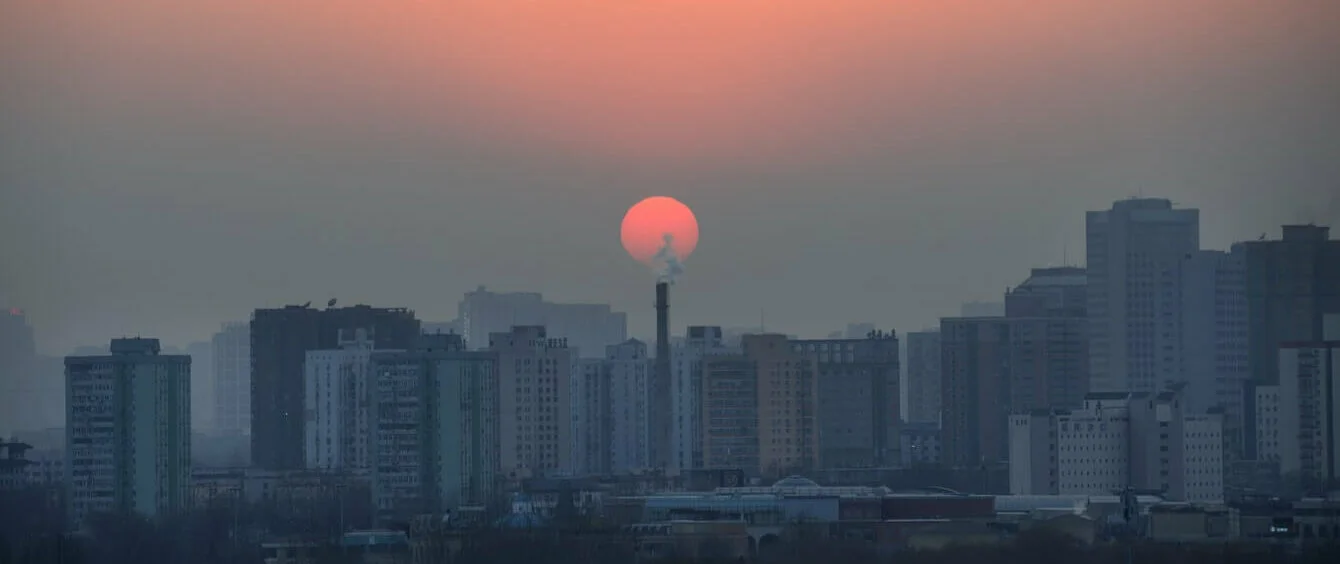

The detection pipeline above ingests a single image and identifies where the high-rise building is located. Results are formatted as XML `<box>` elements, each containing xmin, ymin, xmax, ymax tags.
<box><xmin>904</xmin><ymin>331</ymin><xmax>941</xmax><ymax>425</ymax></box>
<box><xmin>65</xmin><ymin>339</ymin><xmax>191</xmax><ymax>528</ymax></box>
<box><xmin>1086</xmin><ymin>198</ymin><xmax>1200</xmax><ymax>394</ymax></box>
<box><xmin>791</xmin><ymin>332</ymin><xmax>900</xmax><ymax>469</ymax></box>
<box><xmin>458</xmin><ymin>286</ymin><xmax>627</xmax><ymax>358</ymax></box>
<box><xmin>606</xmin><ymin>339</ymin><xmax>652</xmax><ymax>473</ymax></box>
<box><xmin>940</xmin><ymin>317</ymin><xmax>1011</xmax><ymax>467</ymax></box>
<box><xmin>250</xmin><ymin>304</ymin><xmax>420</xmax><ymax>470</ymax></box>
<box><xmin>1240</xmin><ymin>225</ymin><xmax>1340</xmax><ymax>385</ymax></box>
<box><xmin>1009</xmin><ymin>390</ymin><xmax>1224</xmax><ymax>502</ymax></box>
<box><xmin>1254</xmin><ymin>317</ymin><xmax>1339</xmax><ymax>491</ymax></box>
<box><xmin>1</xmin><ymin>307</ymin><xmax>37</xmax><ymax>436</ymax></box>
<box><xmin>1239</xmin><ymin>225</ymin><xmax>1340</xmax><ymax>462</ymax></box>
<box><xmin>1178</xmin><ymin>250</ymin><xmax>1250</xmax><ymax>460</ymax></box>
<box><xmin>671</xmin><ymin>326</ymin><xmax>735</xmax><ymax>470</ymax></box>
<box><xmin>304</xmin><ymin>329</ymin><xmax>383</xmax><ymax>471</ymax></box>
<box><xmin>701</xmin><ymin>334</ymin><xmax>819</xmax><ymax>479</ymax></box>
<box><xmin>571</xmin><ymin>358</ymin><xmax>611</xmax><ymax>475</ymax></box>
<box><xmin>368</xmin><ymin>334</ymin><xmax>498</xmax><ymax>518</ymax></box>
<box><xmin>1004</xmin><ymin>267</ymin><xmax>1089</xmax><ymax>412</ymax></box>
<box><xmin>491</xmin><ymin>326</ymin><xmax>573</xmax><ymax>477</ymax></box>
<box><xmin>211</xmin><ymin>322</ymin><xmax>250</xmax><ymax>437</ymax></box>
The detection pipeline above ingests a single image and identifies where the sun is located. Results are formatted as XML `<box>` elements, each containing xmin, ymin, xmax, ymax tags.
<box><xmin>621</xmin><ymin>197</ymin><xmax>699</xmax><ymax>265</ymax></box>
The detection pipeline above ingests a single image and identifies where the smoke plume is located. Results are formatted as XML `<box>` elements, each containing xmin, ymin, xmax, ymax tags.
<box><xmin>652</xmin><ymin>233</ymin><xmax>684</xmax><ymax>284</ymax></box>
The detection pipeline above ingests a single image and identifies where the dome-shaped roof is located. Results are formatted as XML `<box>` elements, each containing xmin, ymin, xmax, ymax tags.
<box><xmin>772</xmin><ymin>475</ymin><xmax>820</xmax><ymax>489</ymax></box>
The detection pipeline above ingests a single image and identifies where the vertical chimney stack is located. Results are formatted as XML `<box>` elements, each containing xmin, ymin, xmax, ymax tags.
<box><xmin>654</xmin><ymin>281</ymin><xmax>671</xmax><ymax>468</ymax></box>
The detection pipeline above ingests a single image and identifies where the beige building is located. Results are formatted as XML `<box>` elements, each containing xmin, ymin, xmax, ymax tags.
<box><xmin>491</xmin><ymin>326</ymin><xmax>573</xmax><ymax>477</ymax></box>
<box><xmin>702</xmin><ymin>334</ymin><xmax>819</xmax><ymax>478</ymax></box>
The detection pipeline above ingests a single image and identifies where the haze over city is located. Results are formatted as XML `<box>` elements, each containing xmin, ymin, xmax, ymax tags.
<box><xmin>4</xmin><ymin>0</ymin><xmax>1338</xmax><ymax>353</ymax></box>
<box><xmin>3</xmin><ymin>2</ymin><xmax>1340</xmax><ymax>563</ymax></box>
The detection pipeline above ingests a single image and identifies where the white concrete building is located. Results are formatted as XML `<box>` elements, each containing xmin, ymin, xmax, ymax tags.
<box><xmin>303</xmin><ymin>329</ymin><xmax>382</xmax><ymax>472</ymax></box>
<box><xmin>368</xmin><ymin>334</ymin><xmax>498</xmax><ymax>517</ymax></box>
<box><xmin>211</xmin><ymin>322</ymin><xmax>250</xmax><ymax>437</ymax></box>
<box><xmin>1254</xmin><ymin>327</ymin><xmax>1340</xmax><ymax>488</ymax></box>
<box><xmin>459</xmin><ymin>286</ymin><xmax>627</xmax><ymax>358</ymax></box>
<box><xmin>492</xmin><ymin>326</ymin><xmax>573</xmax><ymax>477</ymax></box>
<box><xmin>606</xmin><ymin>339</ymin><xmax>651</xmax><ymax>474</ymax></box>
<box><xmin>65</xmin><ymin>338</ymin><xmax>191</xmax><ymax>528</ymax></box>
<box><xmin>670</xmin><ymin>326</ymin><xmax>735</xmax><ymax>470</ymax></box>
<box><xmin>1086</xmin><ymin>198</ymin><xmax>1200</xmax><ymax>394</ymax></box>
<box><xmin>1009</xmin><ymin>390</ymin><xmax>1223</xmax><ymax>503</ymax></box>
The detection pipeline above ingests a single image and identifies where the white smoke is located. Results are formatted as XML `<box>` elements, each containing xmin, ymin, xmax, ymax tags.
<box><xmin>652</xmin><ymin>233</ymin><xmax>684</xmax><ymax>283</ymax></box>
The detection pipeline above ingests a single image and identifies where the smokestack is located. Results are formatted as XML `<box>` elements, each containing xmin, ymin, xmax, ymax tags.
<box><xmin>654</xmin><ymin>281</ymin><xmax>671</xmax><ymax>468</ymax></box>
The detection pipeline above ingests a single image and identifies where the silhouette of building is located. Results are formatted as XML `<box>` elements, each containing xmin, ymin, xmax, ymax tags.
<box><xmin>940</xmin><ymin>317</ymin><xmax>1011</xmax><ymax>468</ymax></box>
<box><xmin>792</xmin><ymin>331</ymin><xmax>901</xmax><ymax>469</ymax></box>
<box><xmin>904</xmin><ymin>330</ymin><xmax>942</xmax><ymax>426</ymax></box>
<box><xmin>701</xmin><ymin>334</ymin><xmax>819</xmax><ymax>479</ymax></box>
<box><xmin>491</xmin><ymin>326</ymin><xmax>573</xmax><ymax>477</ymax></box>
<box><xmin>212</xmin><ymin>322</ymin><xmax>250</xmax><ymax>437</ymax></box>
<box><xmin>671</xmin><ymin>326</ymin><xmax>736</xmax><ymax>470</ymax></box>
<box><xmin>250</xmin><ymin>304</ymin><xmax>420</xmax><ymax>470</ymax></box>
<box><xmin>368</xmin><ymin>333</ymin><xmax>498</xmax><ymax>518</ymax></box>
<box><xmin>1004</xmin><ymin>267</ymin><xmax>1089</xmax><ymax>413</ymax></box>
<box><xmin>65</xmin><ymin>338</ymin><xmax>191</xmax><ymax>527</ymax></box>
<box><xmin>458</xmin><ymin>286</ymin><xmax>626</xmax><ymax>358</ymax></box>
<box><xmin>0</xmin><ymin>307</ymin><xmax>37</xmax><ymax>436</ymax></box>
<box><xmin>1086</xmin><ymin>198</ymin><xmax>1200</xmax><ymax>394</ymax></box>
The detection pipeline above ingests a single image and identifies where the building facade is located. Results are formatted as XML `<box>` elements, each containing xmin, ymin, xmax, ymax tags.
<box><xmin>671</xmin><ymin>326</ymin><xmax>736</xmax><ymax>471</ymax></box>
<box><xmin>940</xmin><ymin>317</ymin><xmax>1011</xmax><ymax>467</ymax></box>
<box><xmin>904</xmin><ymin>331</ymin><xmax>941</xmax><ymax>426</ymax></box>
<box><xmin>792</xmin><ymin>332</ymin><xmax>900</xmax><ymax>469</ymax></box>
<box><xmin>303</xmin><ymin>329</ymin><xmax>382</xmax><ymax>472</ymax></box>
<box><xmin>571</xmin><ymin>358</ymin><xmax>611</xmax><ymax>475</ymax></box>
<box><xmin>1086</xmin><ymin>198</ymin><xmax>1200</xmax><ymax>394</ymax></box>
<box><xmin>606</xmin><ymin>339</ymin><xmax>652</xmax><ymax>473</ymax></box>
<box><xmin>369</xmin><ymin>334</ymin><xmax>498</xmax><ymax>517</ymax></box>
<box><xmin>65</xmin><ymin>339</ymin><xmax>191</xmax><ymax>527</ymax></box>
<box><xmin>211</xmin><ymin>322</ymin><xmax>251</xmax><ymax>438</ymax></box>
<box><xmin>492</xmin><ymin>326</ymin><xmax>573</xmax><ymax>477</ymax></box>
<box><xmin>1254</xmin><ymin>334</ymin><xmax>1339</xmax><ymax>490</ymax></box>
<box><xmin>1004</xmin><ymin>267</ymin><xmax>1089</xmax><ymax>413</ymax></box>
<box><xmin>1008</xmin><ymin>391</ymin><xmax>1223</xmax><ymax>503</ymax></box>
<box><xmin>701</xmin><ymin>334</ymin><xmax>819</xmax><ymax>479</ymax></box>
<box><xmin>0</xmin><ymin>307</ymin><xmax>37</xmax><ymax>436</ymax></box>
<box><xmin>250</xmin><ymin>304</ymin><xmax>420</xmax><ymax>470</ymax></box>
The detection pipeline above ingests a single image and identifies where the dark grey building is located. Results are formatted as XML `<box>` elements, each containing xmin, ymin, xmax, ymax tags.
<box><xmin>250</xmin><ymin>304</ymin><xmax>420</xmax><ymax>470</ymax></box>
<box><xmin>904</xmin><ymin>331</ymin><xmax>941</xmax><ymax>425</ymax></box>
<box><xmin>1004</xmin><ymin>267</ymin><xmax>1088</xmax><ymax>412</ymax></box>
<box><xmin>1237</xmin><ymin>224</ymin><xmax>1340</xmax><ymax>460</ymax></box>
<box><xmin>792</xmin><ymin>331</ymin><xmax>900</xmax><ymax>469</ymax></box>
<box><xmin>0</xmin><ymin>308</ymin><xmax>37</xmax><ymax>435</ymax></box>
<box><xmin>940</xmin><ymin>317</ymin><xmax>1011</xmax><ymax>468</ymax></box>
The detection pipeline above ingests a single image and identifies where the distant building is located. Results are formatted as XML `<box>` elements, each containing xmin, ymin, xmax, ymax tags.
<box><xmin>211</xmin><ymin>323</ymin><xmax>250</xmax><ymax>437</ymax></box>
<box><xmin>491</xmin><ymin>326</ymin><xmax>573</xmax><ymax>477</ymax></box>
<box><xmin>1178</xmin><ymin>250</ymin><xmax>1250</xmax><ymax>462</ymax></box>
<box><xmin>940</xmin><ymin>316</ymin><xmax>1011</xmax><ymax>467</ymax></box>
<box><xmin>1254</xmin><ymin>326</ymin><xmax>1339</xmax><ymax>490</ymax></box>
<box><xmin>1086</xmin><ymin>198</ymin><xmax>1200</xmax><ymax>394</ymax></box>
<box><xmin>65</xmin><ymin>338</ymin><xmax>192</xmax><ymax>528</ymax></box>
<box><xmin>701</xmin><ymin>334</ymin><xmax>819</xmax><ymax>478</ymax></box>
<box><xmin>250</xmin><ymin>304</ymin><xmax>420</xmax><ymax>470</ymax></box>
<box><xmin>1004</xmin><ymin>267</ymin><xmax>1089</xmax><ymax>412</ymax></box>
<box><xmin>459</xmin><ymin>286</ymin><xmax>626</xmax><ymax>358</ymax></box>
<box><xmin>1239</xmin><ymin>225</ymin><xmax>1340</xmax><ymax>461</ymax></box>
<box><xmin>1008</xmin><ymin>391</ymin><xmax>1224</xmax><ymax>503</ymax></box>
<box><xmin>904</xmin><ymin>331</ymin><xmax>941</xmax><ymax>425</ymax></box>
<box><xmin>304</xmin><ymin>329</ymin><xmax>383</xmax><ymax>472</ymax></box>
<box><xmin>606</xmin><ymin>339</ymin><xmax>652</xmax><ymax>473</ymax></box>
<box><xmin>571</xmin><ymin>358</ymin><xmax>611</xmax><ymax>475</ymax></box>
<box><xmin>791</xmin><ymin>332</ymin><xmax>901</xmax><ymax>469</ymax></box>
<box><xmin>0</xmin><ymin>308</ymin><xmax>37</xmax><ymax>435</ymax></box>
<box><xmin>670</xmin><ymin>326</ymin><xmax>735</xmax><ymax>470</ymax></box>
<box><xmin>368</xmin><ymin>334</ymin><xmax>498</xmax><ymax>518</ymax></box>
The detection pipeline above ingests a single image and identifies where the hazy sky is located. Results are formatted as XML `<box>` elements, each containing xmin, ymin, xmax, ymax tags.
<box><xmin>3</xmin><ymin>1</ymin><xmax>1338</xmax><ymax>354</ymax></box>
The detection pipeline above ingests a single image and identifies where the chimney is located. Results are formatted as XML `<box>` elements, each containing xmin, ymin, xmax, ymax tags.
<box><xmin>654</xmin><ymin>282</ymin><xmax>671</xmax><ymax>468</ymax></box>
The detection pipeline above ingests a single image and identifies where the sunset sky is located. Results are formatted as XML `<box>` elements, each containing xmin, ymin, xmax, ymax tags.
<box><xmin>3</xmin><ymin>0</ymin><xmax>1338</xmax><ymax>352</ymax></box>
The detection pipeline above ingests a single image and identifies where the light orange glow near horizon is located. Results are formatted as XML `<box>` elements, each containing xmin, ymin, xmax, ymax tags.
<box><xmin>621</xmin><ymin>197</ymin><xmax>700</xmax><ymax>266</ymax></box>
